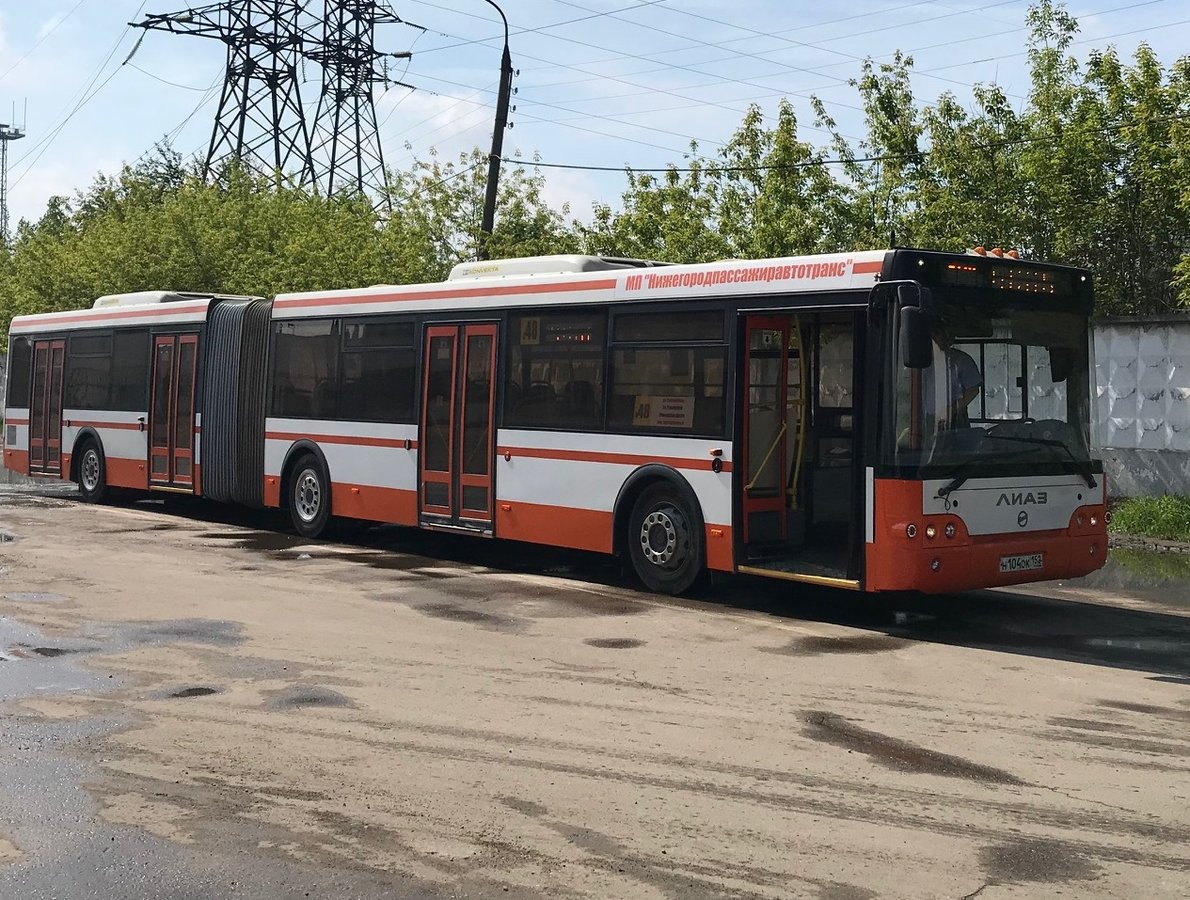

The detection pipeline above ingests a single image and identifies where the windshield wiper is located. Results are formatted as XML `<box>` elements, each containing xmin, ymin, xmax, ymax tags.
<box><xmin>934</xmin><ymin>447</ymin><xmax>1042</xmax><ymax>499</ymax></box>
<box><xmin>987</xmin><ymin>434</ymin><xmax>1098</xmax><ymax>490</ymax></box>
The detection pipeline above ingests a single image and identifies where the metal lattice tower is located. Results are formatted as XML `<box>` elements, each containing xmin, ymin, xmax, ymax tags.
<box><xmin>0</xmin><ymin>122</ymin><xmax>26</xmax><ymax>245</ymax></box>
<box><xmin>133</xmin><ymin>1</ymin><xmax>315</xmax><ymax>185</ymax></box>
<box><xmin>307</xmin><ymin>1</ymin><xmax>412</xmax><ymax>200</ymax></box>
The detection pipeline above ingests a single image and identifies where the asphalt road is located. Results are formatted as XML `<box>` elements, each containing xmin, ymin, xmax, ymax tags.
<box><xmin>0</xmin><ymin>485</ymin><xmax>1187</xmax><ymax>899</ymax></box>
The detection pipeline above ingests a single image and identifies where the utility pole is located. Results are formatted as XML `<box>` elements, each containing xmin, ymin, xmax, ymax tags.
<box><xmin>307</xmin><ymin>1</ymin><xmax>418</xmax><ymax>203</ymax></box>
<box><xmin>477</xmin><ymin>0</ymin><xmax>513</xmax><ymax>260</ymax></box>
<box><xmin>132</xmin><ymin>1</ymin><xmax>315</xmax><ymax>186</ymax></box>
<box><xmin>0</xmin><ymin>120</ymin><xmax>26</xmax><ymax>246</ymax></box>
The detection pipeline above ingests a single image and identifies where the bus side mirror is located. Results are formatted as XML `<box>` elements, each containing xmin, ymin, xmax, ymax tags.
<box><xmin>1049</xmin><ymin>347</ymin><xmax>1072</xmax><ymax>383</ymax></box>
<box><xmin>899</xmin><ymin>305</ymin><xmax>933</xmax><ymax>369</ymax></box>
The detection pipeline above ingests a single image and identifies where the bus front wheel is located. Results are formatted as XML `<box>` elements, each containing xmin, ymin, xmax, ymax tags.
<box><xmin>288</xmin><ymin>455</ymin><xmax>331</xmax><ymax>539</ymax></box>
<box><xmin>627</xmin><ymin>483</ymin><xmax>704</xmax><ymax>595</ymax></box>
<box><xmin>77</xmin><ymin>440</ymin><xmax>109</xmax><ymax>503</ymax></box>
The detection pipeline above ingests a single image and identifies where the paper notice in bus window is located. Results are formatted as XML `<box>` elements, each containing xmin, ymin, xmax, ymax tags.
<box><xmin>633</xmin><ymin>395</ymin><xmax>694</xmax><ymax>428</ymax></box>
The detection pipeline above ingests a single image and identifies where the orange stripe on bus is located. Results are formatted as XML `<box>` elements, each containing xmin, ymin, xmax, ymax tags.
<box><xmin>4</xmin><ymin>417</ymin><xmax>28</xmax><ymax>425</ymax></box>
<box><xmin>498</xmin><ymin>444</ymin><xmax>732</xmax><ymax>474</ymax></box>
<box><xmin>3</xmin><ymin>448</ymin><xmax>29</xmax><ymax>473</ymax></box>
<box><xmin>853</xmin><ymin>260</ymin><xmax>883</xmax><ymax>274</ymax></box>
<box><xmin>13</xmin><ymin>302</ymin><xmax>210</xmax><ymax>329</ymax></box>
<box><xmin>330</xmin><ymin>482</ymin><xmax>417</xmax><ymax>525</ymax></box>
<box><xmin>265</xmin><ymin>431</ymin><xmax>418</xmax><ymax>450</ymax></box>
<box><xmin>273</xmin><ymin>278</ymin><xmax>618</xmax><ymax>310</ymax></box>
<box><xmin>497</xmin><ymin>500</ymin><xmax>613</xmax><ymax>554</ymax></box>
<box><xmin>107</xmin><ymin>457</ymin><xmax>149</xmax><ymax>490</ymax></box>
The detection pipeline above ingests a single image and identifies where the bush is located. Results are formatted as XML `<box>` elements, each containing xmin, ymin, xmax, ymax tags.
<box><xmin>1109</xmin><ymin>496</ymin><xmax>1190</xmax><ymax>542</ymax></box>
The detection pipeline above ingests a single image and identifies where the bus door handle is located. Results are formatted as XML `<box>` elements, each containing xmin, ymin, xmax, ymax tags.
<box><xmin>137</xmin><ymin>416</ymin><xmax>146</xmax><ymax>433</ymax></box>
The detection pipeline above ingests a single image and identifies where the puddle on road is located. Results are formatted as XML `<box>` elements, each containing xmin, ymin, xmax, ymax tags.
<box><xmin>1075</xmin><ymin>547</ymin><xmax>1190</xmax><ymax>602</ymax></box>
<box><xmin>199</xmin><ymin>530</ymin><xmax>302</xmax><ymax>553</ymax></box>
<box><xmin>4</xmin><ymin>593</ymin><xmax>67</xmax><ymax>604</ymax></box>
<box><xmin>583</xmin><ymin>638</ymin><xmax>645</xmax><ymax>649</ymax></box>
<box><xmin>414</xmin><ymin>602</ymin><xmax>523</xmax><ymax>631</ymax></box>
<box><xmin>168</xmin><ymin>686</ymin><xmax>220</xmax><ymax>699</ymax></box>
<box><xmin>765</xmin><ymin>634</ymin><xmax>911</xmax><ymax>656</ymax></box>
<box><xmin>802</xmin><ymin>710</ymin><xmax>1025</xmax><ymax>785</ymax></box>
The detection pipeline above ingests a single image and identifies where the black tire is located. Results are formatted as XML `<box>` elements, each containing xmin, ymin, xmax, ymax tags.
<box><xmin>627</xmin><ymin>483</ymin><xmax>704</xmax><ymax>595</ymax></box>
<box><xmin>76</xmin><ymin>440</ymin><xmax>109</xmax><ymax>503</ymax></box>
<box><xmin>288</xmin><ymin>454</ymin><xmax>332</xmax><ymax>539</ymax></box>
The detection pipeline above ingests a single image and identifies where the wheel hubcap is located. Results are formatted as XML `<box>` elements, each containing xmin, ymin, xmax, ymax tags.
<box><xmin>295</xmin><ymin>470</ymin><xmax>321</xmax><ymax>523</ymax></box>
<box><xmin>639</xmin><ymin>507</ymin><xmax>685</xmax><ymax>568</ymax></box>
<box><xmin>81</xmin><ymin>450</ymin><xmax>100</xmax><ymax>492</ymax></box>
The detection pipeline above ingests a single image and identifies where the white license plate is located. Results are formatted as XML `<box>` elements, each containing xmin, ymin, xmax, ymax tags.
<box><xmin>999</xmin><ymin>552</ymin><xmax>1044</xmax><ymax>574</ymax></box>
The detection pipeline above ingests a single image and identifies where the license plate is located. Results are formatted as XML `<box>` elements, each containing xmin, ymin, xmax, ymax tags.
<box><xmin>1000</xmin><ymin>552</ymin><xmax>1044</xmax><ymax>573</ymax></box>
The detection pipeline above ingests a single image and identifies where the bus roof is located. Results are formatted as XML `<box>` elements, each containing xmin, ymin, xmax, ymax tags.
<box><xmin>271</xmin><ymin>250</ymin><xmax>891</xmax><ymax>319</ymax></box>
<box><xmin>8</xmin><ymin>292</ymin><xmax>259</xmax><ymax>335</ymax></box>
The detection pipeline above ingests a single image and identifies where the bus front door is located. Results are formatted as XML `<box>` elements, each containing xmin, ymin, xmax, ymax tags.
<box><xmin>739</xmin><ymin>313</ymin><xmax>859</xmax><ymax>587</ymax></box>
<box><xmin>418</xmin><ymin>323</ymin><xmax>497</xmax><ymax>532</ymax></box>
<box><xmin>29</xmin><ymin>339</ymin><xmax>66</xmax><ymax>476</ymax></box>
<box><xmin>148</xmin><ymin>333</ymin><xmax>198</xmax><ymax>491</ymax></box>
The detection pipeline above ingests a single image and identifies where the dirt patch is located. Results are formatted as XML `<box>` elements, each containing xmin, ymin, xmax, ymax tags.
<box><xmin>30</xmin><ymin>647</ymin><xmax>75</xmax><ymax>658</ymax></box>
<box><xmin>265</xmin><ymin>685</ymin><xmax>353</xmax><ymax>710</ymax></box>
<box><xmin>169</xmin><ymin>687</ymin><xmax>219</xmax><ymax>699</ymax></box>
<box><xmin>767</xmin><ymin>634</ymin><xmax>911</xmax><ymax>656</ymax></box>
<box><xmin>415</xmin><ymin>602</ymin><xmax>521</xmax><ymax>631</ymax></box>
<box><xmin>583</xmin><ymin>638</ymin><xmax>645</xmax><ymax>649</ymax></box>
<box><xmin>553</xmin><ymin>592</ymin><xmax>648</xmax><ymax>617</ymax></box>
<box><xmin>131</xmin><ymin>619</ymin><xmax>243</xmax><ymax>648</ymax></box>
<box><xmin>979</xmin><ymin>837</ymin><xmax>1099</xmax><ymax>885</ymax></box>
<box><xmin>802</xmin><ymin>711</ymin><xmax>1024</xmax><ymax>785</ymax></box>
<box><xmin>1047</xmin><ymin>716</ymin><xmax>1131</xmax><ymax>733</ymax></box>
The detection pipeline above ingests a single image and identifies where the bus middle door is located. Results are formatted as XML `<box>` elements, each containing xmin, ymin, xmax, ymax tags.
<box><xmin>148</xmin><ymin>333</ymin><xmax>199</xmax><ymax>491</ymax></box>
<box><xmin>29</xmin><ymin>339</ymin><xmax>66</xmax><ymax>476</ymax></box>
<box><xmin>418</xmin><ymin>323</ymin><xmax>497</xmax><ymax>532</ymax></box>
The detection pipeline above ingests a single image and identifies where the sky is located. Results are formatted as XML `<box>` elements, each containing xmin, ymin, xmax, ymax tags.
<box><xmin>1</xmin><ymin>0</ymin><xmax>1188</xmax><ymax>230</ymax></box>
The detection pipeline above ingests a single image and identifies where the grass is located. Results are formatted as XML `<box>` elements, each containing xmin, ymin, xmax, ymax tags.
<box><xmin>1109</xmin><ymin>495</ymin><xmax>1190</xmax><ymax>542</ymax></box>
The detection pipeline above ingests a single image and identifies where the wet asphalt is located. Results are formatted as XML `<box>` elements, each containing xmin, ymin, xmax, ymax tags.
<box><xmin>0</xmin><ymin>484</ymin><xmax>1188</xmax><ymax>898</ymax></box>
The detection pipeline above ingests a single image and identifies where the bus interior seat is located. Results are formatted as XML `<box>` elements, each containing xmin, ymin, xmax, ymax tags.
<box><xmin>564</xmin><ymin>380</ymin><xmax>596</xmax><ymax>422</ymax></box>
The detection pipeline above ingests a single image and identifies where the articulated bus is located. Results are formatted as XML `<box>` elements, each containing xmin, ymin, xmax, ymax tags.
<box><xmin>3</xmin><ymin>247</ymin><xmax>1108</xmax><ymax>594</ymax></box>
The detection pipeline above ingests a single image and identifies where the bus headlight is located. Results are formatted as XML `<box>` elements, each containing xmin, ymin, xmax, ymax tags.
<box><xmin>1090</xmin><ymin>514</ymin><xmax>1098</xmax><ymax>527</ymax></box>
<box><xmin>944</xmin><ymin>523</ymin><xmax>956</xmax><ymax>539</ymax></box>
<box><xmin>925</xmin><ymin>525</ymin><xmax>937</xmax><ymax>539</ymax></box>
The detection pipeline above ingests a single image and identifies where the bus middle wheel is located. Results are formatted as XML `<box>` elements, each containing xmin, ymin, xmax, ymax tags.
<box><xmin>77</xmin><ymin>440</ymin><xmax>108</xmax><ymax>503</ymax></box>
<box><xmin>627</xmin><ymin>483</ymin><xmax>704</xmax><ymax>595</ymax></box>
<box><xmin>289</xmin><ymin>454</ymin><xmax>331</xmax><ymax>539</ymax></box>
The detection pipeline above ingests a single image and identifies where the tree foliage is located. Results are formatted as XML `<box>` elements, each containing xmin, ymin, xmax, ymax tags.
<box><xmin>3</xmin><ymin>1</ymin><xmax>1190</xmax><ymax>336</ymax></box>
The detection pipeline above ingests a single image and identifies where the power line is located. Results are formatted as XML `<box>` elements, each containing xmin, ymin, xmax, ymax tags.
<box><xmin>500</xmin><ymin>106</ymin><xmax>1190</xmax><ymax>175</ymax></box>
<box><xmin>0</xmin><ymin>0</ymin><xmax>91</xmax><ymax>85</ymax></box>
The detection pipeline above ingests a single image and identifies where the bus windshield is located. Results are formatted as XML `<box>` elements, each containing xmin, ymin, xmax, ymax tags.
<box><xmin>891</xmin><ymin>299</ymin><xmax>1094</xmax><ymax>478</ymax></box>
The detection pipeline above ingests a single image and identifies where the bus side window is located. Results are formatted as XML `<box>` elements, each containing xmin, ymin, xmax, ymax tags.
<box><xmin>5</xmin><ymin>337</ymin><xmax>32</xmax><ymax>408</ymax></box>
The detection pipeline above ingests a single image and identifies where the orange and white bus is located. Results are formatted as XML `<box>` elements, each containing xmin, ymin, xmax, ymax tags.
<box><xmin>3</xmin><ymin>247</ymin><xmax>1108</xmax><ymax>594</ymax></box>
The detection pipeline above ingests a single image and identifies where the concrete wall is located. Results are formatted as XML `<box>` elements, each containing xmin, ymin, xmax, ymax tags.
<box><xmin>1095</xmin><ymin>315</ymin><xmax>1190</xmax><ymax>498</ymax></box>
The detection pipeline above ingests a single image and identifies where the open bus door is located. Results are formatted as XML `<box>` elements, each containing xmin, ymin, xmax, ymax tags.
<box><xmin>418</xmin><ymin>323</ymin><xmax>498</xmax><ymax>532</ymax></box>
<box><xmin>29</xmin><ymin>339</ymin><xmax>65</xmax><ymax>476</ymax></box>
<box><xmin>738</xmin><ymin>313</ymin><xmax>862</xmax><ymax>589</ymax></box>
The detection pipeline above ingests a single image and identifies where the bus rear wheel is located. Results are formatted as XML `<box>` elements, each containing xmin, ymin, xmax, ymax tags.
<box><xmin>288</xmin><ymin>455</ymin><xmax>331</xmax><ymax>539</ymax></box>
<box><xmin>77</xmin><ymin>440</ymin><xmax>109</xmax><ymax>503</ymax></box>
<box><xmin>627</xmin><ymin>483</ymin><xmax>704</xmax><ymax>595</ymax></box>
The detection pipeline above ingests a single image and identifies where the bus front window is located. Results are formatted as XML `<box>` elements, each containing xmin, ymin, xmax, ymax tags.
<box><xmin>892</xmin><ymin>304</ymin><xmax>1093</xmax><ymax>477</ymax></box>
